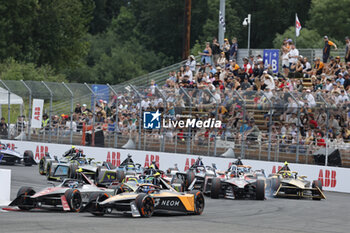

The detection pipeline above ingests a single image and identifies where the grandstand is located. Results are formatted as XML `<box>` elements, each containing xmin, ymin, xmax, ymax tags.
<box><xmin>1</xmin><ymin>47</ymin><xmax>350</xmax><ymax>168</ymax></box>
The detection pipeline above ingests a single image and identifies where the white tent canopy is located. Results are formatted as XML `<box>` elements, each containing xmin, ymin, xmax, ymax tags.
<box><xmin>0</xmin><ymin>87</ymin><xmax>23</xmax><ymax>105</ymax></box>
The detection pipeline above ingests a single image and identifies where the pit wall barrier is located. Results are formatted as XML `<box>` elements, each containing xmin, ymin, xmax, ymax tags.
<box><xmin>2</xmin><ymin>140</ymin><xmax>349</xmax><ymax>193</ymax></box>
<box><xmin>0</xmin><ymin>169</ymin><xmax>11</xmax><ymax>206</ymax></box>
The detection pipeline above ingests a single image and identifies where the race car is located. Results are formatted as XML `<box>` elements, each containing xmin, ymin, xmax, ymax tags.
<box><xmin>0</xmin><ymin>142</ymin><xmax>36</xmax><ymax>166</ymax></box>
<box><xmin>204</xmin><ymin>163</ymin><xmax>265</xmax><ymax>200</ymax></box>
<box><xmin>39</xmin><ymin>147</ymin><xmax>116</xmax><ymax>186</ymax></box>
<box><xmin>82</xmin><ymin>175</ymin><xmax>205</xmax><ymax>217</ymax></box>
<box><xmin>267</xmin><ymin>162</ymin><xmax>326</xmax><ymax>200</ymax></box>
<box><xmin>176</xmin><ymin>157</ymin><xmax>217</xmax><ymax>191</ymax></box>
<box><xmin>8</xmin><ymin>173</ymin><xmax>115</xmax><ymax>211</ymax></box>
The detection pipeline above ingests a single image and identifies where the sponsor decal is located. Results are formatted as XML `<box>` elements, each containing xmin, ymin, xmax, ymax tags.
<box><xmin>144</xmin><ymin>110</ymin><xmax>161</xmax><ymax>129</ymax></box>
<box><xmin>318</xmin><ymin>169</ymin><xmax>336</xmax><ymax>188</ymax></box>
<box><xmin>184</xmin><ymin>158</ymin><xmax>195</xmax><ymax>171</ymax></box>
<box><xmin>143</xmin><ymin>110</ymin><xmax>221</xmax><ymax>129</ymax></box>
<box><xmin>35</xmin><ymin>145</ymin><xmax>49</xmax><ymax>160</ymax></box>
<box><xmin>106</xmin><ymin>151</ymin><xmax>121</xmax><ymax>166</ymax></box>
<box><xmin>144</xmin><ymin>154</ymin><xmax>159</xmax><ymax>167</ymax></box>
<box><xmin>271</xmin><ymin>165</ymin><xmax>282</xmax><ymax>174</ymax></box>
<box><xmin>161</xmin><ymin>199</ymin><xmax>180</xmax><ymax>207</ymax></box>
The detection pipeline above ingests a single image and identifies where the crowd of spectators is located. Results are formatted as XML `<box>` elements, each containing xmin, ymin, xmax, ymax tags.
<box><xmin>2</xmin><ymin>35</ymin><xmax>350</xmax><ymax>155</ymax></box>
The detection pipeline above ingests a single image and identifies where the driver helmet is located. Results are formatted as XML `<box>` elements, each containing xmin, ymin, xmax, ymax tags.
<box><xmin>68</xmin><ymin>181</ymin><xmax>79</xmax><ymax>189</ymax></box>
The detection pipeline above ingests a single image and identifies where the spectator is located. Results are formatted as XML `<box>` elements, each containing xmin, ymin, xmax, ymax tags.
<box><xmin>323</xmin><ymin>36</ymin><xmax>337</xmax><ymax>63</ymax></box>
<box><xmin>230</xmin><ymin>37</ymin><xmax>238</xmax><ymax>61</ymax></box>
<box><xmin>185</xmin><ymin>55</ymin><xmax>196</xmax><ymax>72</ymax></box>
<box><xmin>74</xmin><ymin>103</ymin><xmax>82</xmax><ymax>115</ymax></box>
<box><xmin>288</xmin><ymin>43</ymin><xmax>299</xmax><ymax>72</ymax></box>
<box><xmin>305</xmin><ymin>89</ymin><xmax>316</xmax><ymax>108</ymax></box>
<box><xmin>15</xmin><ymin>115</ymin><xmax>26</xmax><ymax>134</ymax></box>
<box><xmin>241</xmin><ymin>77</ymin><xmax>251</xmax><ymax>90</ymax></box>
<box><xmin>345</xmin><ymin>36</ymin><xmax>350</xmax><ymax>63</ymax></box>
<box><xmin>281</xmin><ymin>39</ymin><xmax>291</xmax><ymax>77</ymax></box>
<box><xmin>217</xmin><ymin>52</ymin><xmax>226</xmax><ymax>68</ymax></box>
<box><xmin>211</xmin><ymin>38</ymin><xmax>221</xmax><ymax>66</ymax></box>
<box><xmin>222</xmin><ymin>38</ymin><xmax>230</xmax><ymax>61</ymax></box>
<box><xmin>0</xmin><ymin>117</ymin><xmax>8</xmax><ymax>138</ymax></box>
<box><xmin>242</xmin><ymin>57</ymin><xmax>253</xmax><ymax>76</ymax></box>
<box><xmin>199</xmin><ymin>42</ymin><xmax>212</xmax><ymax>65</ymax></box>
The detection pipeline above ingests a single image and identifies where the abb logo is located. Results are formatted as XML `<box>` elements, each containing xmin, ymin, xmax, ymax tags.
<box><xmin>35</xmin><ymin>146</ymin><xmax>48</xmax><ymax>160</ymax></box>
<box><xmin>144</xmin><ymin>154</ymin><xmax>159</xmax><ymax>167</ymax></box>
<box><xmin>34</xmin><ymin>107</ymin><xmax>41</xmax><ymax>121</ymax></box>
<box><xmin>184</xmin><ymin>158</ymin><xmax>195</xmax><ymax>171</ymax></box>
<box><xmin>271</xmin><ymin>166</ymin><xmax>282</xmax><ymax>174</ymax></box>
<box><xmin>318</xmin><ymin>169</ymin><xmax>336</xmax><ymax>188</ymax></box>
<box><xmin>106</xmin><ymin>151</ymin><xmax>121</xmax><ymax>166</ymax></box>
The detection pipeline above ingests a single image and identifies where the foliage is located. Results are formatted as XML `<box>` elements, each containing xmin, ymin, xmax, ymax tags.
<box><xmin>0</xmin><ymin>58</ymin><xmax>66</xmax><ymax>82</ymax></box>
<box><xmin>307</xmin><ymin>0</ymin><xmax>350</xmax><ymax>43</ymax></box>
<box><xmin>273</xmin><ymin>26</ymin><xmax>343</xmax><ymax>49</ymax></box>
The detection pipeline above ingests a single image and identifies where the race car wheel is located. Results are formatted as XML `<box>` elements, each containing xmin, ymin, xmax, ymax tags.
<box><xmin>210</xmin><ymin>177</ymin><xmax>221</xmax><ymax>199</ymax></box>
<box><xmin>46</xmin><ymin>161</ymin><xmax>53</xmax><ymax>179</ymax></box>
<box><xmin>190</xmin><ymin>190</ymin><xmax>205</xmax><ymax>215</ymax></box>
<box><xmin>95</xmin><ymin>166</ymin><xmax>102</xmax><ymax>184</ymax></box>
<box><xmin>116</xmin><ymin>170</ymin><xmax>125</xmax><ymax>182</ymax></box>
<box><xmin>23</xmin><ymin>150</ymin><xmax>34</xmax><ymax>166</ymax></box>
<box><xmin>135</xmin><ymin>193</ymin><xmax>154</xmax><ymax>217</ymax></box>
<box><xmin>65</xmin><ymin>189</ymin><xmax>82</xmax><ymax>212</ymax></box>
<box><xmin>69</xmin><ymin>164</ymin><xmax>79</xmax><ymax>179</ymax></box>
<box><xmin>255</xmin><ymin>179</ymin><xmax>265</xmax><ymax>200</ymax></box>
<box><xmin>312</xmin><ymin>180</ymin><xmax>322</xmax><ymax>201</ymax></box>
<box><xmin>185</xmin><ymin>170</ymin><xmax>195</xmax><ymax>189</ymax></box>
<box><xmin>17</xmin><ymin>186</ymin><xmax>36</xmax><ymax>210</ymax></box>
<box><xmin>39</xmin><ymin>158</ymin><xmax>46</xmax><ymax>175</ymax></box>
<box><xmin>270</xmin><ymin>177</ymin><xmax>280</xmax><ymax>194</ymax></box>
<box><xmin>89</xmin><ymin>192</ymin><xmax>111</xmax><ymax>216</ymax></box>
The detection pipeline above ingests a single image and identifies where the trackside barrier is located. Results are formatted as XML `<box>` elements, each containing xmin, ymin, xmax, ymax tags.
<box><xmin>0</xmin><ymin>169</ymin><xmax>11</xmax><ymax>206</ymax></box>
<box><xmin>2</xmin><ymin>140</ymin><xmax>350</xmax><ymax>193</ymax></box>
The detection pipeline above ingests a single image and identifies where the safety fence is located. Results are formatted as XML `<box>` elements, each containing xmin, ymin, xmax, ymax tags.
<box><xmin>0</xmin><ymin>80</ymin><xmax>349</xmax><ymax>168</ymax></box>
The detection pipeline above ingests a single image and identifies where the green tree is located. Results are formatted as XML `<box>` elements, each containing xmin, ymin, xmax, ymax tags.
<box><xmin>308</xmin><ymin>0</ymin><xmax>350</xmax><ymax>42</ymax></box>
<box><xmin>35</xmin><ymin>0</ymin><xmax>94</xmax><ymax>71</ymax></box>
<box><xmin>273</xmin><ymin>26</ymin><xmax>342</xmax><ymax>49</ymax></box>
<box><xmin>0</xmin><ymin>58</ymin><xmax>66</xmax><ymax>82</ymax></box>
<box><xmin>0</xmin><ymin>0</ymin><xmax>39</xmax><ymax>63</ymax></box>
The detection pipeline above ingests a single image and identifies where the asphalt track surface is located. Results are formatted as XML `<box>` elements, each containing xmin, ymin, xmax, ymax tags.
<box><xmin>1</xmin><ymin>165</ymin><xmax>350</xmax><ymax>233</ymax></box>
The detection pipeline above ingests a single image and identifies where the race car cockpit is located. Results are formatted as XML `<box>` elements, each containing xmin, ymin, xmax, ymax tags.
<box><xmin>61</xmin><ymin>179</ymin><xmax>84</xmax><ymax>189</ymax></box>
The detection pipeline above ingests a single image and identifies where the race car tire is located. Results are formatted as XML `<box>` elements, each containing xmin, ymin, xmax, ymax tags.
<box><xmin>69</xmin><ymin>164</ymin><xmax>79</xmax><ymax>179</ymax></box>
<box><xmin>135</xmin><ymin>193</ymin><xmax>154</xmax><ymax>218</ymax></box>
<box><xmin>116</xmin><ymin>170</ymin><xmax>125</xmax><ymax>182</ymax></box>
<box><xmin>65</xmin><ymin>189</ymin><xmax>82</xmax><ymax>212</ymax></box>
<box><xmin>210</xmin><ymin>177</ymin><xmax>221</xmax><ymax>199</ymax></box>
<box><xmin>46</xmin><ymin>161</ymin><xmax>53</xmax><ymax>180</ymax></box>
<box><xmin>95</xmin><ymin>166</ymin><xmax>102</xmax><ymax>184</ymax></box>
<box><xmin>270</xmin><ymin>177</ymin><xmax>280</xmax><ymax>194</ymax></box>
<box><xmin>255</xmin><ymin>179</ymin><xmax>265</xmax><ymax>200</ymax></box>
<box><xmin>189</xmin><ymin>190</ymin><xmax>205</xmax><ymax>215</ymax></box>
<box><xmin>185</xmin><ymin>170</ymin><xmax>195</xmax><ymax>189</ymax></box>
<box><xmin>39</xmin><ymin>158</ymin><xmax>46</xmax><ymax>175</ymax></box>
<box><xmin>23</xmin><ymin>150</ymin><xmax>34</xmax><ymax>166</ymax></box>
<box><xmin>312</xmin><ymin>180</ymin><xmax>322</xmax><ymax>201</ymax></box>
<box><xmin>17</xmin><ymin>186</ymin><xmax>36</xmax><ymax>210</ymax></box>
<box><xmin>88</xmin><ymin>192</ymin><xmax>111</xmax><ymax>216</ymax></box>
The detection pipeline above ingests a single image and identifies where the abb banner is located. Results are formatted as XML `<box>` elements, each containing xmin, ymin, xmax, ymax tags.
<box><xmin>2</xmin><ymin>139</ymin><xmax>350</xmax><ymax>193</ymax></box>
<box><xmin>31</xmin><ymin>99</ymin><xmax>44</xmax><ymax>128</ymax></box>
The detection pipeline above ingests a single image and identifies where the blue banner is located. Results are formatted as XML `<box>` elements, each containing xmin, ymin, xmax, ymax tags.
<box><xmin>263</xmin><ymin>49</ymin><xmax>279</xmax><ymax>74</ymax></box>
<box><xmin>91</xmin><ymin>84</ymin><xmax>109</xmax><ymax>107</ymax></box>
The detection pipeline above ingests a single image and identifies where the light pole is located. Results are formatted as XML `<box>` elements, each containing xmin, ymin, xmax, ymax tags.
<box><xmin>242</xmin><ymin>14</ymin><xmax>251</xmax><ymax>56</ymax></box>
